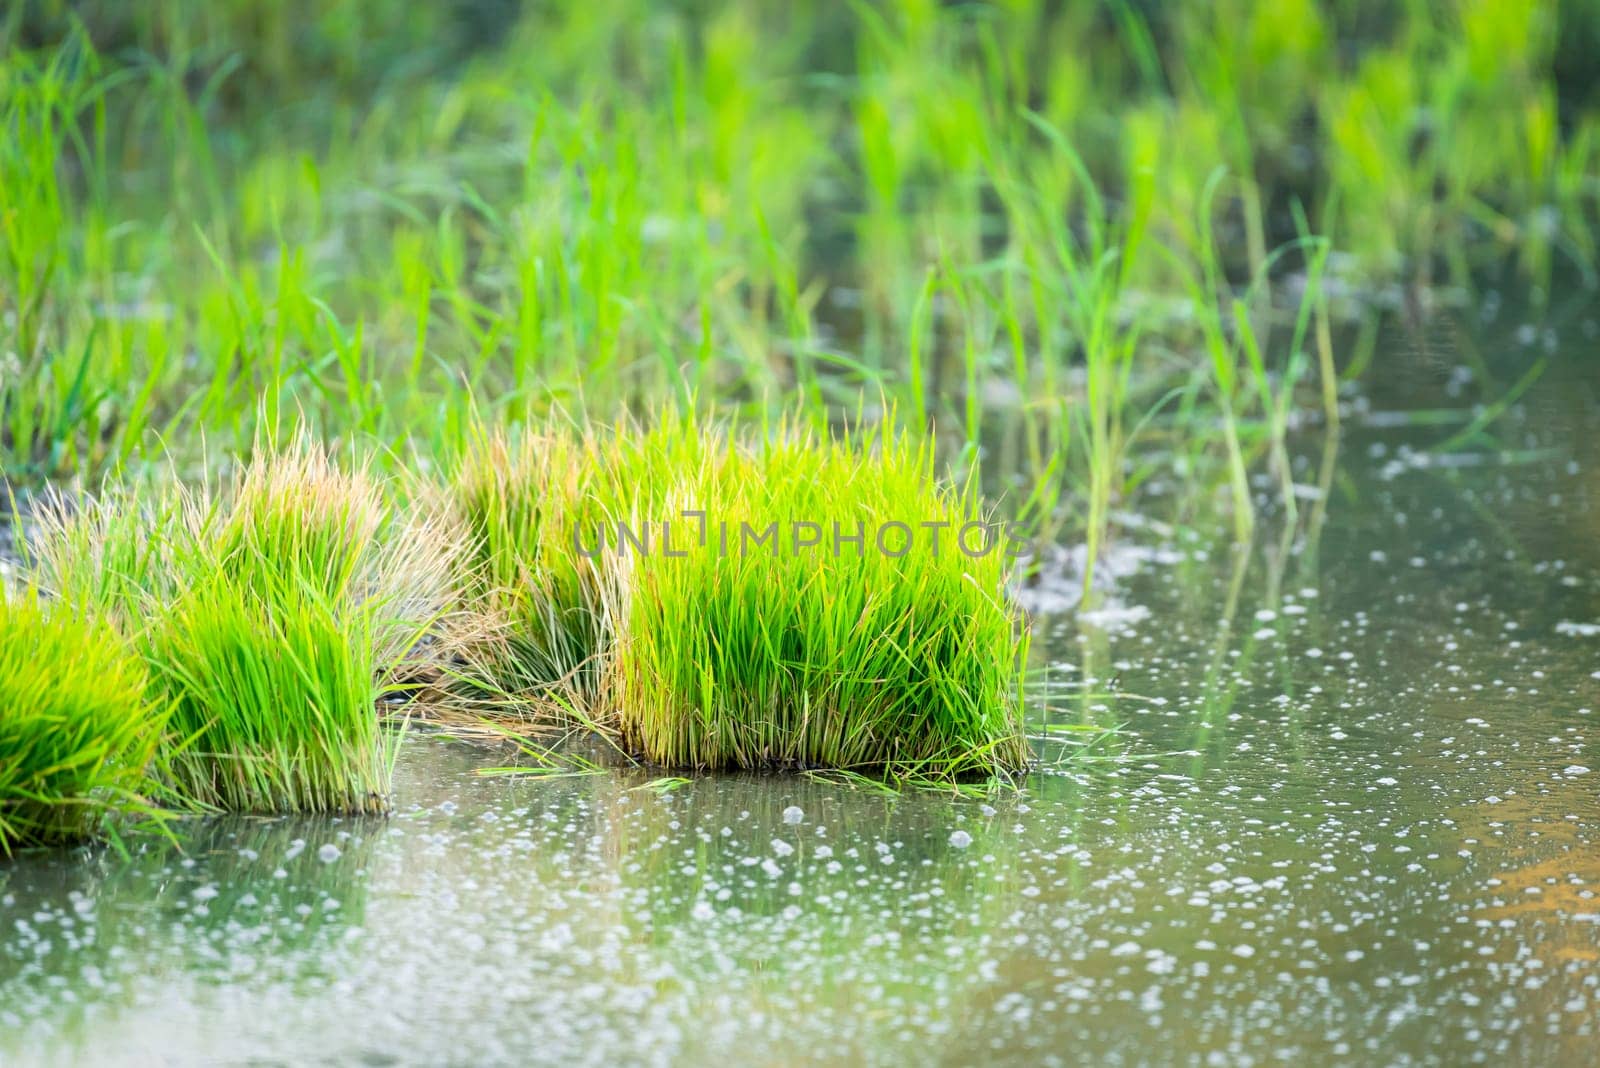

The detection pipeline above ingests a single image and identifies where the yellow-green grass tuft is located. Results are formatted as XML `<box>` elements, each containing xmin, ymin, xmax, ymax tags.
<box><xmin>0</xmin><ymin>590</ymin><xmax>164</xmax><ymax>854</ymax></box>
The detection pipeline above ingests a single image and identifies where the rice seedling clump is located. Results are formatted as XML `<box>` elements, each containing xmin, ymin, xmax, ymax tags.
<box><xmin>443</xmin><ymin>426</ymin><xmax>621</xmax><ymax>718</ymax></box>
<box><xmin>615</xmin><ymin>422</ymin><xmax>1029</xmax><ymax>780</ymax></box>
<box><xmin>32</xmin><ymin>445</ymin><xmax>455</xmax><ymax>815</ymax></box>
<box><xmin>441</xmin><ymin>413</ymin><xmax>713</xmax><ymax>724</ymax></box>
<box><xmin>0</xmin><ymin>591</ymin><xmax>163</xmax><ymax>854</ymax></box>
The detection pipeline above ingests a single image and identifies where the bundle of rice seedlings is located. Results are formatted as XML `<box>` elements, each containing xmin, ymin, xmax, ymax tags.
<box><xmin>440</xmin><ymin>412</ymin><xmax>712</xmax><ymax>725</ymax></box>
<box><xmin>30</xmin><ymin>442</ymin><xmax>455</xmax><ymax>814</ymax></box>
<box><xmin>214</xmin><ymin>447</ymin><xmax>455</xmax><ymax>675</ymax></box>
<box><xmin>442</xmin><ymin>426</ymin><xmax>618</xmax><ymax>718</ymax></box>
<box><xmin>0</xmin><ymin>590</ymin><xmax>164</xmax><ymax>853</ymax></box>
<box><xmin>613</xmin><ymin>420</ymin><xmax>1029</xmax><ymax>780</ymax></box>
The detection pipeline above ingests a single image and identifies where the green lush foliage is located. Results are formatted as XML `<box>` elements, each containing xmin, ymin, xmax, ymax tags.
<box><xmin>3</xmin><ymin>1</ymin><xmax>1593</xmax><ymax>560</ymax></box>
<box><xmin>0</xmin><ymin>590</ymin><xmax>163</xmax><ymax>852</ymax></box>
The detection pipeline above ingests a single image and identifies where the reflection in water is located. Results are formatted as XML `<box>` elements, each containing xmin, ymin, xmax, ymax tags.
<box><xmin>2</xmin><ymin>340</ymin><xmax>1600</xmax><ymax>1065</ymax></box>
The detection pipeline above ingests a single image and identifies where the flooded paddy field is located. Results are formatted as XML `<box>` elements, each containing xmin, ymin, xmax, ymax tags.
<box><xmin>6</xmin><ymin>6</ymin><xmax>1600</xmax><ymax>1062</ymax></box>
<box><xmin>4</xmin><ymin>353</ymin><xmax>1597</xmax><ymax>1067</ymax></box>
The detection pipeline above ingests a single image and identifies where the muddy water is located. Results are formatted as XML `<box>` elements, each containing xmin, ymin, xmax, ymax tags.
<box><xmin>3</xmin><ymin>347</ymin><xmax>1599</xmax><ymax>1066</ymax></box>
